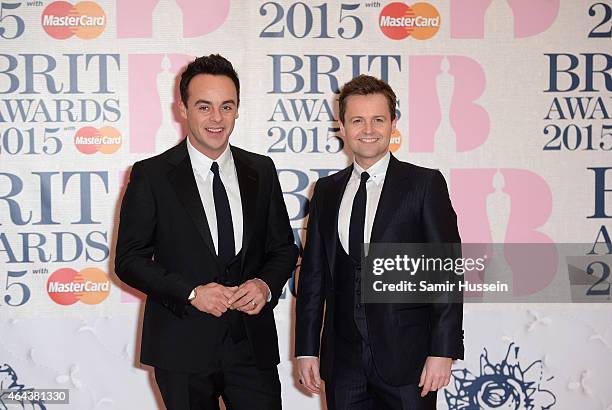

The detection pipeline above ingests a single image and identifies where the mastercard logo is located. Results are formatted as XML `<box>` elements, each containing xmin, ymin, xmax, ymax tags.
<box><xmin>74</xmin><ymin>126</ymin><xmax>122</xmax><ymax>154</ymax></box>
<box><xmin>379</xmin><ymin>2</ymin><xmax>440</xmax><ymax>40</ymax></box>
<box><xmin>41</xmin><ymin>1</ymin><xmax>106</xmax><ymax>40</ymax></box>
<box><xmin>47</xmin><ymin>267</ymin><xmax>111</xmax><ymax>305</ymax></box>
<box><xmin>389</xmin><ymin>129</ymin><xmax>402</xmax><ymax>152</ymax></box>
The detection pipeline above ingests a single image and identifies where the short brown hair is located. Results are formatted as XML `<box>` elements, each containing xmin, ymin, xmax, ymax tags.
<box><xmin>338</xmin><ymin>75</ymin><xmax>397</xmax><ymax>123</ymax></box>
<box><xmin>180</xmin><ymin>54</ymin><xmax>240</xmax><ymax>106</ymax></box>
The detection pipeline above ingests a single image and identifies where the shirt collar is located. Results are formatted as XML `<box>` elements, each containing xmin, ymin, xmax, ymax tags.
<box><xmin>186</xmin><ymin>137</ymin><xmax>233</xmax><ymax>178</ymax></box>
<box><xmin>352</xmin><ymin>152</ymin><xmax>390</xmax><ymax>186</ymax></box>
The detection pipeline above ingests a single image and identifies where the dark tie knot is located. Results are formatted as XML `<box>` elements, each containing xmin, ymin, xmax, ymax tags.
<box><xmin>360</xmin><ymin>171</ymin><xmax>370</xmax><ymax>184</ymax></box>
<box><xmin>211</xmin><ymin>161</ymin><xmax>220</xmax><ymax>176</ymax></box>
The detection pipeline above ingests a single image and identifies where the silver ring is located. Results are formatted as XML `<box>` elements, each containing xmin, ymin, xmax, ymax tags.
<box><xmin>251</xmin><ymin>300</ymin><xmax>257</xmax><ymax>307</ymax></box>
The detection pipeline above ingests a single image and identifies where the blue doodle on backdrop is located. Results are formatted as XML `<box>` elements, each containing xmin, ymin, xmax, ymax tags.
<box><xmin>0</xmin><ymin>363</ymin><xmax>46</xmax><ymax>409</ymax></box>
<box><xmin>445</xmin><ymin>343</ymin><xmax>556</xmax><ymax>409</ymax></box>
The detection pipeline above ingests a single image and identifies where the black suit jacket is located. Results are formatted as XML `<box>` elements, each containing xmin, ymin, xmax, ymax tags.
<box><xmin>115</xmin><ymin>140</ymin><xmax>298</xmax><ymax>372</ymax></box>
<box><xmin>295</xmin><ymin>154</ymin><xmax>464</xmax><ymax>386</ymax></box>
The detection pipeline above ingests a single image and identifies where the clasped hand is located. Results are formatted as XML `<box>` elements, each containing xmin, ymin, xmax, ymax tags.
<box><xmin>189</xmin><ymin>279</ymin><xmax>269</xmax><ymax>317</ymax></box>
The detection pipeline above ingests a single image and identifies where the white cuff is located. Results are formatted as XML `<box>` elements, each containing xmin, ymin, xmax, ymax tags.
<box><xmin>254</xmin><ymin>278</ymin><xmax>272</xmax><ymax>302</ymax></box>
<box><xmin>187</xmin><ymin>288</ymin><xmax>196</xmax><ymax>302</ymax></box>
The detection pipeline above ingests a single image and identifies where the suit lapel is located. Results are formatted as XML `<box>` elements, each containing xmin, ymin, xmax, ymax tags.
<box><xmin>370</xmin><ymin>155</ymin><xmax>410</xmax><ymax>242</ymax></box>
<box><xmin>167</xmin><ymin>140</ymin><xmax>220</xmax><ymax>270</ymax></box>
<box><xmin>231</xmin><ymin>146</ymin><xmax>258</xmax><ymax>272</ymax></box>
<box><xmin>322</xmin><ymin>166</ymin><xmax>352</xmax><ymax>282</ymax></box>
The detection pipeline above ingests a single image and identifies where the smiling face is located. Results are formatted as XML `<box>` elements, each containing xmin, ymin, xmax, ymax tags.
<box><xmin>179</xmin><ymin>74</ymin><xmax>239</xmax><ymax>159</ymax></box>
<box><xmin>339</xmin><ymin>93</ymin><xmax>397</xmax><ymax>169</ymax></box>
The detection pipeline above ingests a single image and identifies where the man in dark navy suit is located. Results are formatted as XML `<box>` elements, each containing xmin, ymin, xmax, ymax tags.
<box><xmin>295</xmin><ymin>75</ymin><xmax>463</xmax><ymax>410</ymax></box>
<box><xmin>115</xmin><ymin>54</ymin><xmax>297</xmax><ymax>410</ymax></box>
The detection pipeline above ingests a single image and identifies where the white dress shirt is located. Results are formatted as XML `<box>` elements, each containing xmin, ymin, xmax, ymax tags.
<box><xmin>186</xmin><ymin>138</ymin><xmax>270</xmax><ymax>302</ymax></box>
<box><xmin>298</xmin><ymin>152</ymin><xmax>390</xmax><ymax>359</ymax></box>
<box><xmin>187</xmin><ymin>137</ymin><xmax>243</xmax><ymax>254</ymax></box>
<box><xmin>337</xmin><ymin>152</ymin><xmax>390</xmax><ymax>253</ymax></box>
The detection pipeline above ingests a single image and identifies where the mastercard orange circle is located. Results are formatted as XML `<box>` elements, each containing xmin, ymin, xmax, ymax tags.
<box><xmin>97</xmin><ymin>126</ymin><xmax>122</xmax><ymax>154</ymax></box>
<box><xmin>389</xmin><ymin>129</ymin><xmax>402</xmax><ymax>153</ymax></box>
<box><xmin>79</xmin><ymin>267</ymin><xmax>111</xmax><ymax>305</ymax></box>
<box><xmin>73</xmin><ymin>1</ymin><xmax>106</xmax><ymax>40</ymax></box>
<box><xmin>410</xmin><ymin>2</ymin><xmax>441</xmax><ymax>40</ymax></box>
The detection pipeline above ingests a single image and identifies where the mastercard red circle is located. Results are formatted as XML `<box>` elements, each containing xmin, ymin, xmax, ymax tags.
<box><xmin>379</xmin><ymin>2</ymin><xmax>414</xmax><ymax>40</ymax></box>
<box><xmin>41</xmin><ymin>1</ymin><xmax>77</xmax><ymax>40</ymax></box>
<box><xmin>74</xmin><ymin>126</ymin><xmax>100</xmax><ymax>154</ymax></box>
<box><xmin>47</xmin><ymin>267</ymin><xmax>81</xmax><ymax>305</ymax></box>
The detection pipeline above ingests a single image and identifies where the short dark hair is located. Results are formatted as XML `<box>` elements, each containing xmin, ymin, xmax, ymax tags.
<box><xmin>338</xmin><ymin>75</ymin><xmax>397</xmax><ymax>123</ymax></box>
<box><xmin>179</xmin><ymin>54</ymin><xmax>240</xmax><ymax>105</ymax></box>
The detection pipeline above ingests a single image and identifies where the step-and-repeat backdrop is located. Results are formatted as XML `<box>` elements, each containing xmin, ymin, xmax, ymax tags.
<box><xmin>1</xmin><ymin>1</ymin><xmax>611</xmax><ymax>408</ymax></box>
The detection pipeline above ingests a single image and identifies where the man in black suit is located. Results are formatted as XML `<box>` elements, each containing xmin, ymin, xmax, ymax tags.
<box><xmin>115</xmin><ymin>54</ymin><xmax>297</xmax><ymax>410</ymax></box>
<box><xmin>295</xmin><ymin>75</ymin><xmax>463</xmax><ymax>410</ymax></box>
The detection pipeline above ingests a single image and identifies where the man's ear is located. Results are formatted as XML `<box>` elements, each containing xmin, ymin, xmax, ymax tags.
<box><xmin>338</xmin><ymin>120</ymin><xmax>346</xmax><ymax>137</ymax></box>
<box><xmin>179</xmin><ymin>102</ymin><xmax>188</xmax><ymax>120</ymax></box>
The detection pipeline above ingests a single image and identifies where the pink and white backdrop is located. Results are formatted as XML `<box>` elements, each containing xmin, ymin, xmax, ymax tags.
<box><xmin>1</xmin><ymin>0</ymin><xmax>611</xmax><ymax>409</ymax></box>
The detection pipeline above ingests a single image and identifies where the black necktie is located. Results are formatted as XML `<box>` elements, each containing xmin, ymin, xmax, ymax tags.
<box><xmin>349</xmin><ymin>171</ymin><xmax>370</xmax><ymax>263</ymax></box>
<box><xmin>211</xmin><ymin>162</ymin><xmax>235</xmax><ymax>266</ymax></box>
